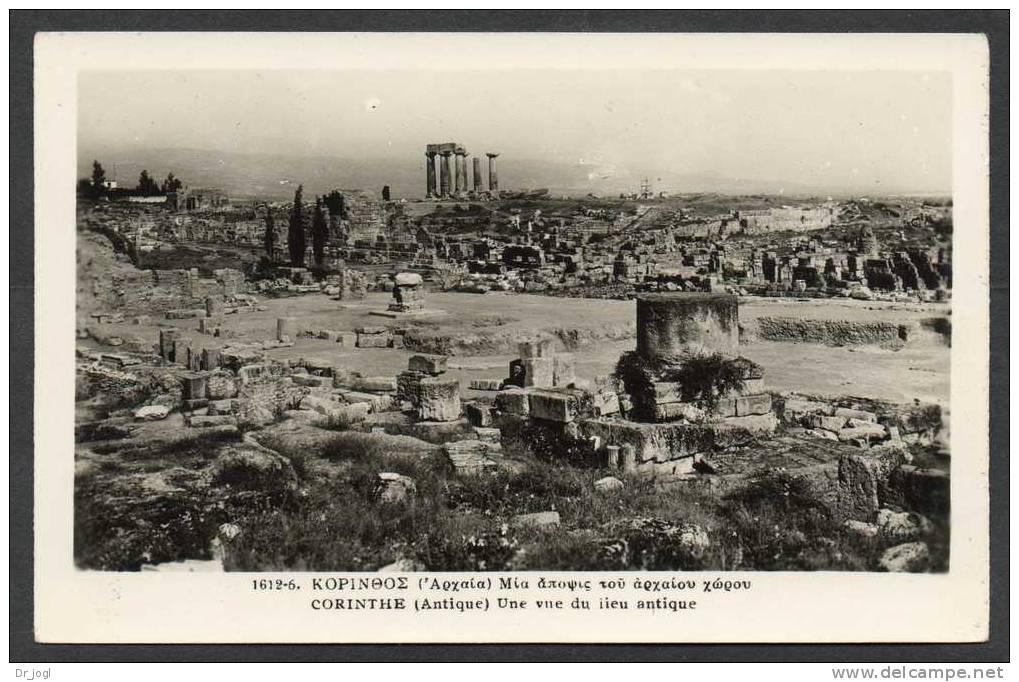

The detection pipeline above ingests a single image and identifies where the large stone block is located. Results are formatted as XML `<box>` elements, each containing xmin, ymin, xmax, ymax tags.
<box><xmin>418</xmin><ymin>376</ymin><xmax>462</xmax><ymax>422</ymax></box>
<box><xmin>528</xmin><ymin>390</ymin><xmax>581</xmax><ymax>423</ymax></box>
<box><xmin>351</xmin><ymin>376</ymin><xmax>398</xmax><ymax>393</ymax></box>
<box><xmin>408</xmin><ymin>354</ymin><xmax>448</xmax><ymax>375</ymax></box>
<box><xmin>443</xmin><ymin>439</ymin><xmax>503</xmax><ymax>476</ymax></box>
<box><xmin>172</xmin><ymin>337</ymin><xmax>193</xmax><ymax>365</ymax></box>
<box><xmin>651</xmin><ymin>381</ymin><xmax>684</xmax><ymax>404</ymax></box>
<box><xmin>635</xmin><ymin>293</ymin><xmax>739</xmax><ymax>360</ymax></box>
<box><xmin>276</xmin><ymin>317</ymin><xmax>296</xmax><ymax>343</ymax></box>
<box><xmin>519</xmin><ymin>337</ymin><xmax>555</xmax><ymax>359</ymax></box>
<box><xmin>464</xmin><ymin>402</ymin><xmax>494</xmax><ymax>427</ymax></box>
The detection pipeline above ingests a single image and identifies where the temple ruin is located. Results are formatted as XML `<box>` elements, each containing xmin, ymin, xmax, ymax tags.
<box><xmin>425</xmin><ymin>143</ymin><xmax>499</xmax><ymax>198</ymax></box>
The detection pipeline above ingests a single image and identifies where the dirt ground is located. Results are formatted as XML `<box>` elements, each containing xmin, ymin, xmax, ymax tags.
<box><xmin>87</xmin><ymin>291</ymin><xmax>951</xmax><ymax>406</ymax></box>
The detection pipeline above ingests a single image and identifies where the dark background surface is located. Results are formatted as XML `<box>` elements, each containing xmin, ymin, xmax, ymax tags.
<box><xmin>9</xmin><ymin>9</ymin><xmax>1009</xmax><ymax>663</ymax></box>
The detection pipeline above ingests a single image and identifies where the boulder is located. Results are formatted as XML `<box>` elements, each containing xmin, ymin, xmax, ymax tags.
<box><xmin>134</xmin><ymin>404</ymin><xmax>170</xmax><ymax>421</ymax></box>
<box><xmin>211</xmin><ymin>447</ymin><xmax>298</xmax><ymax>493</ymax></box>
<box><xmin>876</xmin><ymin>509</ymin><xmax>933</xmax><ymax>539</ymax></box>
<box><xmin>878</xmin><ymin>542</ymin><xmax>930</xmax><ymax>572</ymax></box>
<box><xmin>418</xmin><ymin>377</ymin><xmax>461</xmax><ymax>422</ymax></box>
<box><xmin>394</xmin><ymin>272</ymin><xmax>423</xmax><ymax>287</ymax></box>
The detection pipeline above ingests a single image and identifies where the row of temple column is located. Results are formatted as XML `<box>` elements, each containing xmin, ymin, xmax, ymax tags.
<box><xmin>425</xmin><ymin>148</ymin><xmax>498</xmax><ymax>198</ymax></box>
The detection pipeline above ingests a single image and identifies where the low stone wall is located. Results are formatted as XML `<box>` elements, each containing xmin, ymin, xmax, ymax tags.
<box><xmin>744</xmin><ymin>316</ymin><xmax>910</xmax><ymax>347</ymax></box>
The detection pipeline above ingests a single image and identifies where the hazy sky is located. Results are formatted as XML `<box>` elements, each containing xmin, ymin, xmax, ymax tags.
<box><xmin>78</xmin><ymin>69</ymin><xmax>952</xmax><ymax>191</ymax></box>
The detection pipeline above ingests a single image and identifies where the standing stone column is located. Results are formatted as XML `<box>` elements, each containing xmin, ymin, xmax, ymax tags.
<box><xmin>439</xmin><ymin>151</ymin><xmax>452</xmax><ymax>198</ymax></box>
<box><xmin>457</xmin><ymin>149</ymin><xmax>469</xmax><ymax>195</ymax></box>
<box><xmin>486</xmin><ymin>152</ymin><xmax>499</xmax><ymax>191</ymax></box>
<box><xmin>472</xmin><ymin>157</ymin><xmax>483</xmax><ymax>192</ymax></box>
<box><xmin>425</xmin><ymin>152</ymin><xmax>437</xmax><ymax>197</ymax></box>
<box><xmin>635</xmin><ymin>292</ymin><xmax>739</xmax><ymax>360</ymax></box>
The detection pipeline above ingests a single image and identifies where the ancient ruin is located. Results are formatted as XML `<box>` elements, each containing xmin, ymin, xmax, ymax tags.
<box><xmin>75</xmin><ymin>150</ymin><xmax>952</xmax><ymax>575</ymax></box>
<box><xmin>425</xmin><ymin>143</ymin><xmax>500</xmax><ymax>199</ymax></box>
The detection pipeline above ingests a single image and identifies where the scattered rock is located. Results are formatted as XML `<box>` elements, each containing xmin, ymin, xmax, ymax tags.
<box><xmin>512</xmin><ymin>511</ymin><xmax>561</xmax><ymax>529</ymax></box>
<box><xmin>377</xmin><ymin>472</ymin><xmax>417</xmax><ymax>504</ymax></box>
<box><xmin>593</xmin><ymin>476</ymin><xmax>624</xmax><ymax>493</ymax></box>
<box><xmin>876</xmin><ymin>509</ymin><xmax>933</xmax><ymax>539</ymax></box>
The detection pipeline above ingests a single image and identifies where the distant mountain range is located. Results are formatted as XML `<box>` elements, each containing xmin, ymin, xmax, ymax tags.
<box><xmin>77</xmin><ymin>147</ymin><xmax>946</xmax><ymax>201</ymax></box>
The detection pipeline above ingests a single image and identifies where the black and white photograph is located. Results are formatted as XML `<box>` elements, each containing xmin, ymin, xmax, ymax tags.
<box><xmin>72</xmin><ymin>66</ymin><xmax>955</xmax><ymax>574</ymax></box>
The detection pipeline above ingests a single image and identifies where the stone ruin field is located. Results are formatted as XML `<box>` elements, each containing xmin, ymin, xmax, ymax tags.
<box><xmin>75</xmin><ymin>194</ymin><xmax>952</xmax><ymax>575</ymax></box>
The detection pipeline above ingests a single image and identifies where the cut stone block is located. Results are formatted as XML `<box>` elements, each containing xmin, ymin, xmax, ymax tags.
<box><xmin>396</xmin><ymin>370</ymin><xmax>425</xmax><ymax>405</ymax></box>
<box><xmin>291</xmin><ymin>374</ymin><xmax>329</xmax><ymax>388</ymax></box>
<box><xmin>473</xmin><ymin>426</ymin><xmax>501</xmax><ymax>444</ymax></box>
<box><xmin>552</xmin><ymin>352</ymin><xmax>576</xmax><ymax>387</ymax></box>
<box><xmin>839</xmin><ymin>423</ymin><xmax>888</xmax><ymax>444</ymax></box>
<box><xmin>808</xmin><ymin>414</ymin><xmax>847</xmax><ymax>432</ymax></box>
<box><xmin>188</xmin><ymin>414</ymin><xmax>237</xmax><ymax>428</ymax></box>
<box><xmin>783</xmin><ymin>398</ymin><xmax>831</xmax><ymax>420</ymax></box>
<box><xmin>594</xmin><ymin>391</ymin><xmax>621</xmax><ymax>417</ymax></box>
<box><xmin>635</xmin><ymin>292</ymin><xmax>739</xmax><ymax>360</ymax></box>
<box><xmin>735</xmin><ymin>393</ymin><xmax>772</xmax><ymax>417</ymax></box>
<box><xmin>201</xmin><ymin>348</ymin><xmax>221</xmax><ymax>371</ymax></box>
<box><xmin>469</xmin><ymin>379</ymin><xmax>503</xmax><ymax>391</ymax></box>
<box><xmin>444</xmin><ymin>439</ymin><xmax>502</xmax><ymax>476</ymax></box>
<box><xmin>180</xmin><ymin>372</ymin><xmax>208</xmax><ymax>400</ymax></box>
<box><xmin>652</xmin><ymin>401</ymin><xmax>705</xmax><ymax>423</ymax></box>
<box><xmin>351</xmin><ymin>376</ymin><xmax>398</xmax><ymax>393</ymax></box>
<box><xmin>512</xmin><ymin>511</ymin><xmax>560</xmax><ymax>528</ymax></box>
<box><xmin>528</xmin><ymin>389</ymin><xmax>581</xmax><ymax>423</ymax></box>
<box><xmin>357</xmin><ymin>332</ymin><xmax>392</xmax><ymax>348</ymax></box>
<box><xmin>835</xmin><ymin>407</ymin><xmax>878</xmax><ymax>423</ymax></box>
<box><xmin>335</xmin><ymin>332</ymin><xmax>358</xmax><ymax>348</ymax></box>
<box><xmin>277</xmin><ymin>317</ymin><xmax>295</xmax><ymax>342</ymax></box>
<box><xmin>417</xmin><ymin>377</ymin><xmax>462</xmax><ymax>422</ymax></box>
<box><xmin>464</xmin><ymin>402</ymin><xmax>494</xmax><ymax>427</ymax></box>
<box><xmin>651</xmin><ymin>381</ymin><xmax>684</xmax><ymax>405</ymax></box>
<box><xmin>172</xmin><ymin>337</ymin><xmax>193</xmax><ymax>365</ymax></box>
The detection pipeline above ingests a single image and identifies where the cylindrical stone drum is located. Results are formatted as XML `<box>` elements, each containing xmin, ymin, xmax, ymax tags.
<box><xmin>635</xmin><ymin>293</ymin><xmax>739</xmax><ymax>360</ymax></box>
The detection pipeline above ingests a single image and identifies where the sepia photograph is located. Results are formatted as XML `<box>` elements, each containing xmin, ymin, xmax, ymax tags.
<box><xmin>72</xmin><ymin>66</ymin><xmax>953</xmax><ymax>574</ymax></box>
<box><xmin>23</xmin><ymin>22</ymin><xmax>997</xmax><ymax>649</ymax></box>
